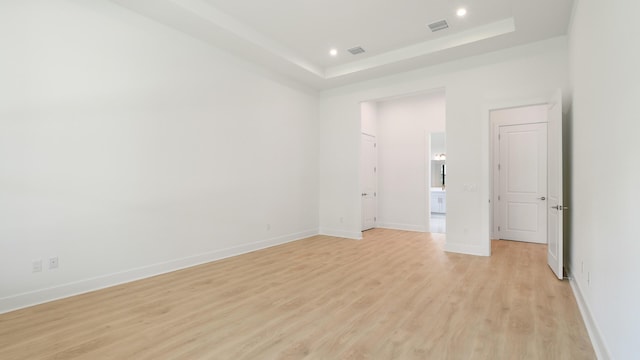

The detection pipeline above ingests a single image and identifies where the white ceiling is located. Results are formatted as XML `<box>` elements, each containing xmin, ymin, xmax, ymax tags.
<box><xmin>111</xmin><ymin>0</ymin><xmax>574</xmax><ymax>90</ymax></box>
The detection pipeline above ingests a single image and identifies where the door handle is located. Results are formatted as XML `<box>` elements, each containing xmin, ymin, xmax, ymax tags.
<box><xmin>550</xmin><ymin>205</ymin><xmax>569</xmax><ymax>210</ymax></box>
<box><xmin>362</xmin><ymin>193</ymin><xmax>368</xmax><ymax>196</ymax></box>
<box><xmin>538</xmin><ymin>197</ymin><xmax>546</xmax><ymax>200</ymax></box>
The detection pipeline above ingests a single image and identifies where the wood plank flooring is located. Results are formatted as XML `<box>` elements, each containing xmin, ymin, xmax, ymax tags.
<box><xmin>0</xmin><ymin>229</ymin><xmax>595</xmax><ymax>359</ymax></box>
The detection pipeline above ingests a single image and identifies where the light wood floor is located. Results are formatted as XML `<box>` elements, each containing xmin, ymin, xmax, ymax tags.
<box><xmin>0</xmin><ymin>229</ymin><xmax>595</xmax><ymax>359</ymax></box>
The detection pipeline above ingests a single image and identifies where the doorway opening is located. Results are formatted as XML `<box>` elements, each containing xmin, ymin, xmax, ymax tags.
<box><xmin>486</xmin><ymin>91</ymin><xmax>565</xmax><ymax>279</ymax></box>
<box><xmin>429</xmin><ymin>132</ymin><xmax>446</xmax><ymax>233</ymax></box>
<box><xmin>359</xmin><ymin>90</ymin><xmax>446</xmax><ymax>234</ymax></box>
<box><xmin>490</xmin><ymin>104</ymin><xmax>549</xmax><ymax>243</ymax></box>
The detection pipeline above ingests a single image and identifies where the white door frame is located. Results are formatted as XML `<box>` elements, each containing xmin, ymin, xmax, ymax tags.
<box><xmin>425</xmin><ymin>132</ymin><xmax>431</xmax><ymax>232</ymax></box>
<box><xmin>482</xmin><ymin>97</ymin><xmax>550</xmax><ymax>256</ymax></box>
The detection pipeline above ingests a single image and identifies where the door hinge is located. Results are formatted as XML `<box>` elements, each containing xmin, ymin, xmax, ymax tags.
<box><xmin>374</xmin><ymin>143</ymin><xmax>377</xmax><ymax>148</ymax></box>
<box><xmin>374</xmin><ymin>167</ymin><xmax>377</xmax><ymax>173</ymax></box>
<box><xmin>374</xmin><ymin>192</ymin><xmax>377</xmax><ymax>197</ymax></box>
<box><xmin>498</xmin><ymin>195</ymin><xmax>501</xmax><ymax>201</ymax></box>
<box><xmin>374</xmin><ymin>217</ymin><xmax>377</xmax><ymax>222</ymax></box>
<box><xmin>498</xmin><ymin>226</ymin><xmax>501</xmax><ymax>231</ymax></box>
<box><xmin>498</xmin><ymin>164</ymin><xmax>501</xmax><ymax>171</ymax></box>
<box><xmin>498</xmin><ymin>134</ymin><xmax>501</xmax><ymax>140</ymax></box>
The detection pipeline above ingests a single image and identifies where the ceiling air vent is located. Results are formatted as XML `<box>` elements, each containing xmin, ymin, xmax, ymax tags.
<box><xmin>428</xmin><ymin>19</ymin><xmax>449</xmax><ymax>32</ymax></box>
<box><xmin>348</xmin><ymin>46</ymin><xmax>366</xmax><ymax>55</ymax></box>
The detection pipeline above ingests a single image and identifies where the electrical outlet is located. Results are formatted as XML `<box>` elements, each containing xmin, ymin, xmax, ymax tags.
<box><xmin>49</xmin><ymin>257</ymin><xmax>59</xmax><ymax>270</ymax></box>
<box><xmin>32</xmin><ymin>260</ymin><xmax>42</xmax><ymax>273</ymax></box>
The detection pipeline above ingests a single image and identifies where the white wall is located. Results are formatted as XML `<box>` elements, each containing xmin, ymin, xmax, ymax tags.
<box><xmin>490</xmin><ymin>105</ymin><xmax>548</xmax><ymax>125</ymax></box>
<box><xmin>360</xmin><ymin>102</ymin><xmax>378</xmax><ymax>136</ymax></box>
<box><xmin>0</xmin><ymin>0</ymin><xmax>319</xmax><ymax>312</ymax></box>
<box><xmin>431</xmin><ymin>132</ymin><xmax>446</xmax><ymax>155</ymax></box>
<box><xmin>568</xmin><ymin>1</ymin><xmax>640</xmax><ymax>358</ymax></box>
<box><xmin>319</xmin><ymin>37</ymin><xmax>569</xmax><ymax>254</ymax></box>
<box><xmin>377</xmin><ymin>92</ymin><xmax>445</xmax><ymax>232</ymax></box>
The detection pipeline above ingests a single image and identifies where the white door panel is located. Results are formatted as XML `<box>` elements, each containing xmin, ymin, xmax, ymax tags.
<box><xmin>361</xmin><ymin>134</ymin><xmax>377</xmax><ymax>231</ymax></box>
<box><xmin>498</xmin><ymin>123</ymin><xmax>547</xmax><ymax>243</ymax></box>
<box><xmin>507</xmin><ymin>202</ymin><xmax>539</xmax><ymax>232</ymax></box>
<box><xmin>547</xmin><ymin>90</ymin><xmax>564</xmax><ymax>279</ymax></box>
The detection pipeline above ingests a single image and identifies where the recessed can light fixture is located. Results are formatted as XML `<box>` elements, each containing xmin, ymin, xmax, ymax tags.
<box><xmin>457</xmin><ymin>8</ymin><xmax>467</xmax><ymax>17</ymax></box>
<box><xmin>329</xmin><ymin>48</ymin><xmax>338</xmax><ymax>57</ymax></box>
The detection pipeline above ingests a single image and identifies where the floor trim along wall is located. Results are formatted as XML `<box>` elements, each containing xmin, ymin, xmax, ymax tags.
<box><xmin>318</xmin><ymin>228</ymin><xmax>363</xmax><ymax>240</ymax></box>
<box><xmin>377</xmin><ymin>223</ymin><xmax>427</xmax><ymax>233</ymax></box>
<box><xmin>0</xmin><ymin>229</ymin><xmax>319</xmax><ymax>314</ymax></box>
<box><xmin>443</xmin><ymin>242</ymin><xmax>489</xmax><ymax>257</ymax></box>
<box><xmin>569</xmin><ymin>276</ymin><xmax>611</xmax><ymax>360</ymax></box>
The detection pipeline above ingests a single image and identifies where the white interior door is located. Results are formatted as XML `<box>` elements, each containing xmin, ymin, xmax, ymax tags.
<box><xmin>498</xmin><ymin>123</ymin><xmax>548</xmax><ymax>243</ymax></box>
<box><xmin>361</xmin><ymin>134</ymin><xmax>377</xmax><ymax>231</ymax></box>
<box><xmin>547</xmin><ymin>90</ymin><xmax>564</xmax><ymax>279</ymax></box>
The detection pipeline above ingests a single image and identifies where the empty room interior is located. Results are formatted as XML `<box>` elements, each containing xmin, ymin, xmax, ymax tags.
<box><xmin>1</xmin><ymin>0</ymin><xmax>638</xmax><ymax>359</ymax></box>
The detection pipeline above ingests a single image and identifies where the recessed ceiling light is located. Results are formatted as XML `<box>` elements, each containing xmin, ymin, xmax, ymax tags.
<box><xmin>329</xmin><ymin>48</ymin><xmax>338</xmax><ymax>57</ymax></box>
<box><xmin>456</xmin><ymin>8</ymin><xmax>467</xmax><ymax>17</ymax></box>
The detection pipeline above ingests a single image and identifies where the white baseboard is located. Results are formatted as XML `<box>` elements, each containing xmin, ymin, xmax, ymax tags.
<box><xmin>568</xmin><ymin>275</ymin><xmax>611</xmax><ymax>360</ymax></box>
<box><xmin>444</xmin><ymin>242</ymin><xmax>489</xmax><ymax>256</ymax></box>
<box><xmin>377</xmin><ymin>223</ymin><xmax>427</xmax><ymax>233</ymax></box>
<box><xmin>0</xmin><ymin>229</ymin><xmax>318</xmax><ymax>314</ymax></box>
<box><xmin>318</xmin><ymin>228</ymin><xmax>362</xmax><ymax>240</ymax></box>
